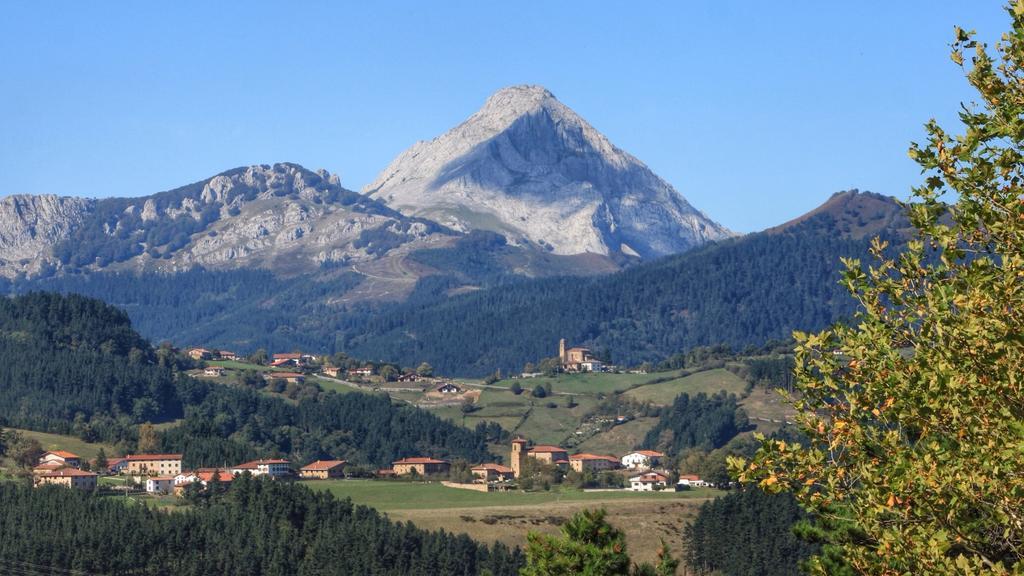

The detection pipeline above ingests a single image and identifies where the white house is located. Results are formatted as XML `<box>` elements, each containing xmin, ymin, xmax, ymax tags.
<box><xmin>146</xmin><ymin>476</ymin><xmax>175</xmax><ymax>495</ymax></box>
<box><xmin>231</xmin><ymin>459</ymin><xmax>291</xmax><ymax>478</ymax></box>
<box><xmin>676</xmin><ymin>474</ymin><xmax>709</xmax><ymax>488</ymax></box>
<box><xmin>621</xmin><ymin>450</ymin><xmax>665</xmax><ymax>470</ymax></box>
<box><xmin>629</xmin><ymin>472</ymin><xmax>669</xmax><ymax>492</ymax></box>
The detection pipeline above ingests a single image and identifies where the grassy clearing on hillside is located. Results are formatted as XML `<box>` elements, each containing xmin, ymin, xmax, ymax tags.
<box><xmin>8</xmin><ymin>428</ymin><xmax>116</xmax><ymax>460</ymax></box>
<box><xmin>624</xmin><ymin>368</ymin><xmax>748</xmax><ymax>405</ymax></box>
<box><xmin>491</xmin><ymin>371</ymin><xmax>681</xmax><ymax>396</ymax></box>
<box><xmin>206</xmin><ymin>360</ymin><xmax>277</xmax><ymax>371</ymax></box>
<box><xmin>575</xmin><ymin>418</ymin><xmax>660</xmax><ymax>455</ymax></box>
<box><xmin>303</xmin><ymin>479</ymin><xmax>718</xmax><ymax>510</ymax></box>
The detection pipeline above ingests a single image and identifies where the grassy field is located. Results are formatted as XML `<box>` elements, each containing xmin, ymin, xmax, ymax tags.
<box><xmin>574</xmin><ymin>418</ymin><xmax>660</xmax><ymax>455</ymax></box>
<box><xmin>304</xmin><ymin>479</ymin><xmax>719</xmax><ymax>564</ymax></box>
<box><xmin>8</xmin><ymin>428</ymin><xmax>115</xmax><ymax>460</ymax></box>
<box><xmin>490</xmin><ymin>371</ymin><xmax>682</xmax><ymax>396</ymax></box>
<box><xmin>623</xmin><ymin>368</ymin><xmax>748</xmax><ymax>405</ymax></box>
<box><xmin>206</xmin><ymin>359</ymin><xmax>277</xmax><ymax>371</ymax></box>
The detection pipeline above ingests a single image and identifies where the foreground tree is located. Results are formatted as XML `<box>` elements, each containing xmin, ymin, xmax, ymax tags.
<box><xmin>733</xmin><ymin>5</ymin><xmax>1024</xmax><ymax>574</ymax></box>
<box><xmin>521</xmin><ymin>509</ymin><xmax>677</xmax><ymax>576</ymax></box>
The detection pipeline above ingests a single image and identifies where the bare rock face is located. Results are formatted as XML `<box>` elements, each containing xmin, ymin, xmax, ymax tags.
<box><xmin>365</xmin><ymin>85</ymin><xmax>733</xmax><ymax>259</ymax></box>
<box><xmin>0</xmin><ymin>194</ymin><xmax>94</xmax><ymax>277</ymax></box>
<box><xmin>0</xmin><ymin>163</ymin><xmax>448</xmax><ymax>279</ymax></box>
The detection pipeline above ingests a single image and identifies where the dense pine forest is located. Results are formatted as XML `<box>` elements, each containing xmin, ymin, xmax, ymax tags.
<box><xmin>4</xmin><ymin>203</ymin><xmax>903</xmax><ymax>376</ymax></box>
<box><xmin>0</xmin><ymin>476</ymin><xmax>523</xmax><ymax>576</ymax></box>
<box><xmin>0</xmin><ymin>293</ymin><xmax>496</xmax><ymax>467</ymax></box>
<box><xmin>684</xmin><ymin>488</ymin><xmax>817</xmax><ymax>576</ymax></box>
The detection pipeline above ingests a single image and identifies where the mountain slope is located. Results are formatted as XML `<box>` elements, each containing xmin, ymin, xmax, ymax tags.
<box><xmin>365</xmin><ymin>85</ymin><xmax>732</xmax><ymax>259</ymax></box>
<box><xmin>338</xmin><ymin>191</ymin><xmax>908</xmax><ymax>374</ymax></box>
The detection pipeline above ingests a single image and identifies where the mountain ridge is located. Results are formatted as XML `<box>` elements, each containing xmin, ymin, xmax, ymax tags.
<box><xmin>365</xmin><ymin>85</ymin><xmax>733</xmax><ymax>259</ymax></box>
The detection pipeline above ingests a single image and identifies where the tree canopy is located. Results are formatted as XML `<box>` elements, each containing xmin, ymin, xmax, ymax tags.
<box><xmin>734</xmin><ymin>5</ymin><xmax>1024</xmax><ymax>573</ymax></box>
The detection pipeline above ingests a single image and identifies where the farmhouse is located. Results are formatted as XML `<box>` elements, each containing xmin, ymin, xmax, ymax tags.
<box><xmin>35</xmin><ymin>468</ymin><xmax>97</xmax><ymax>491</ymax></box>
<box><xmin>124</xmin><ymin>454</ymin><xmax>183</xmax><ymax>476</ymax></box>
<box><xmin>323</xmin><ymin>366</ymin><xmax>342</xmax><ymax>378</ymax></box>
<box><xmin>271</xmin><ymin>352</ymin><xmax>307</xmax><ymax>367</ymax></box>
<box><xmin>629</xmin><ymin>471</ymin><xmax>669</xmax><ymax>491</ymax></box>
<box><xmin>218</xmin><ymin>350</ymin><xmax>239</xmax><ymax>361</ymax></box>
<box><xmin>569</xmin><ymin>453</ymin><xmax>620</xmax><ymax>473</ymax></box>
<box><xmin>397</xmin><ymin>373</ymin><xmax>422</xmax><ymax>383</ymax></box>
<box><xmin>146</xmin><ymin>476</ymin><xmax>175</xmax><ymax>495</ymax></box>
<box><xmin>203</xmin><ymin>367</ymin><xmax>225</xmax><ymax>377</ymax></box>
<box><xmin>33</xmin><ymin>462</ymin><xmax>66</xmax><ymax>476</ymax></box>
<box><xmin>231</xmin><ymin>459</ymin><xmax>292</xmax><ymax>478</ymax></box>
<box><xmin>510</xmin><ymin>438</ymin><xmax>570</xmax><ymax>477</ymax></box>
<box><xmin>299</xmin><ymin>460</ymin><xmax>347</xmax><ymax>479</ymax></box>
<box><xmin>266</xmin><ymin>372</ymin><xmax>305</xmax><ymax>384</ymax></box>
<box><xmin>187</xmin><ymin>347</ymin><xmax>212</xmax><ymax>360</ymax></box>
<box><xmin>392</xmin><ymin>457</ymin><xmax>450</xmax><ymax>476</ymax></box>
<box><xmin>434</xmin><ymin>382</ymin><xmax>461</xmax><ymax>394</ymax></box>
<box><xmin>621</xmin><ymin>450</ymin><xmax>665</xmax><ymax>470</ymax></box>
<box><xmin>39</xmin><ymin>450</ymin><xmax>81</xmax><ymax>469</ymax></box>
<box><xmin>471</xmin><ymin>463</ymin><xmax>515</xmax><ymax>483</ymax></box>
<box><xmin>104</xmin><ymin>457</ymin><xmax>128</xmax><ymax>475</ymax></box>
<box><xmin>349</xmin><ymin>366</ymin><xmax>374</xmax><ymax>377</ymax></box>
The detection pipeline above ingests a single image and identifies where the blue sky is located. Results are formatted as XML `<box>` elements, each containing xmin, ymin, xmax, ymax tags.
<box><xmin>0</xmin><ymin>2</ymin><xmax>1008</xmax><ymax>232</ymax></box>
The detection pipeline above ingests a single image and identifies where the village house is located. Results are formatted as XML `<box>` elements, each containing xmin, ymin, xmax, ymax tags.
<box><xmin>434</xmin><ymin>382</ymin><xmax>461</xmax><ymax>394</ymax></box>
<box><xmin>35</xmin><ymin>468</ymin><xmax>97</xmax><ymax>491</ymax></box>
<box><xmin>621</xmin><ymin>450</ymin><xmax>665</xmax><ymax>470</ymax></box>
<box><xmin>231</xmin><ymin>459</ymin><xmax>292</xmax><ymax>478</ymax></box>
<box><xmin>105</xmin><ymin>457</ymin><xmax>128</xmax><ymax>475</ymax></box>
<box><xmin>218</xmin><ymin>350</ymin><xmax>239</xmax><ymax>361</ymax></box>
<box><xmin>569</xmin><ymin>453</ymin><xmax>620</xmax><ymax>474</ymax></box>
<box><xmin>349</xmin><ymin>366</ymin><xmax>374</xmax><ymax>377</ymax></box>
<box><xmin>397</xmin><ymin>372</ymin><xmax>422</xmax><ymax>383</ymax></box>
<box><xmin>271</xmin><ymin>352</ymin><xmax>306</xmax><ymax>367</ymax></box>
<box><xmin>299</xmin><ymin>460</ymin><xmax>347</xmax><ymax>480</ymax></box>
<box><xmin>630</xmin><ymin>471</ymin><xmax>669</xmax><ymax>492</ymax></box>
<box><xmin>39</xmin><ymin>450</ymin><xmax>81</xmax><ymax>469</ymax></box>
<box><xmin>392</xmin><ymin>457</ymin><xmax>450</xmax><ymax>476</ymax></box>
<box><xmin>509</xmin><ymin>438</ymin><xmax>570</xmax><ymax>477</ymax></box>
<box><xmin>471</xmin><ymin>463</ymin><xmax>515</xmax><ymax>483</ymax></box>
<box><xmin>203</xmin><ymin>367</ymin><xmax>225</xmax><ymax>377</ymax></box>
<box><xmin>676</xmin><ymin>474</ymin><xmax>710</xmax><ymax>488</ymax></box>
<box><xmin>174</xmin><ymin>468</ymin><xmax>232</xmax><ymax>487</ymax></box>
<box><xmin>32</xmin><ymin>462</ymin><xmax>66</xmax><ymax>476</ymax></box>
<box><xmin>124</xmin><ymin>454</ymin><xmax>183</xmax><ymax>476</ymax></box>
<box><xmin>266</xmin><ymin>372</ymin><xmax>305</xmax><ymax>384</ymax></box>
<box><xmin>146</xmin><ymin>476</ymin><xmax>175</xmax><ymax>495</ymax></box>
<box><xmin>323</xmin><ymin>366</ymin><xmax>342</xmax><ymax>378</ymax></box>
<box><xmin>188</xmin><ymin>347</ymin><xmax>213</xmax><ymax>361</ymax></box>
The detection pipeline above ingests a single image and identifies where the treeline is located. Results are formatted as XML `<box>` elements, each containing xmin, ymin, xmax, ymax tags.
<box><xmin>0</xmin><ymin>293</ymin><xmax>497</xmax><ymax>468</ymax></box>
<box><xmin>9</xmin><ymin>208</ymin><xmax>896</xmax><ymax>376</ymax></box>
<box><xmin>0</xmin><ymin>477</ymin><xmax>523</xmax><ymax>576</ymax></box>
<box><xmin>685</xmin><ymin>488</ymin><xmax>817</xmax><ymax>576</ymax></box>
<box><xmin>643</xmin><ymin>391</ymin><xmax>748</xmax><ymax>455</ymax></box>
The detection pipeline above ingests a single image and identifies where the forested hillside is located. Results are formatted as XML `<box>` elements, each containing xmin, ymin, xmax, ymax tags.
<box><xmin>0</xmin><ymin>476</ymin><xmax>523</xmax><ymax>575</ymax></box>
<box><xmin>0</xmin><ymin>293</ymin><xmax>497</xmax><ymax>467</ymax></box>
<box><xmin>5</xmin><ymin>192</ymin><xmax>908</xmax><ymax>376</ymax></box>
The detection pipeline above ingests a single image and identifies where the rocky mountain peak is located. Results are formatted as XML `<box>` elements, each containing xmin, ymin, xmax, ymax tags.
<box><xmin>365</xmin><ymin>85</ymin><xmax>732</xmax><ymax>259</ymax></box>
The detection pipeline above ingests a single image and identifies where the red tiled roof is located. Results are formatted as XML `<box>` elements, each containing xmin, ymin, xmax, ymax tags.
<box><xmin>472</xmin><ymin>463</ymin><xmax>514</xmax><ymax>473</ymax></box>
<box><xmin>33</xmin><ymin>463</ymin><xmax>64</xmax><ymax>471</ymax></box>
<box><xmin>631</xmin><ymin>472</ymin><xmax>669</xmax><ymax>483</ymax></box>
<box><xmin>678</xmin><ymin>474</ymin><xmax>702</xmax><ymax>481</ymax></box>
<box><xmin>570</xmin><ymin>453</ymin><xmax>618</xmax><ymax>462</ymax></box>
<box><xmin>126</xmin><ymin>454</ymin><xmax>183</xmax><ymax>461</ymax></box>
<box><xmin>529</xmin><ymin>445</ymin><xmax>567</xmax><ymax>454</ymax></box>
<box><xmin>197</xmin><ymin>470</ymin><xmax>232</xmax><ymax>483</ymax></box>
<box><xmin>632</xmin><ymin>450</ymin><xmax>665</xmax><ymax>458</ymax></box>
<box><xmin>270</xmin><ymin>359</ymin><xmax>291</xmax><ymax>366</ymax></box>
<box><xmin>40</xmin><ymin>468</ymin><xmax>97</xmax><ymax>478</ymax></box>
<box><xmin>301</xmin><ymin>460</ymin><xmax>347</xmax><ymax>471</ymax></box>
<box><xmin>44</xmin><ymin>450</ymin><xmax>80</xmax><ymax>459</ymax></box>
<box><xmin>393</xmin><ymin>457</ymin><xmax>449</xmax><ymax>465</ymax></box>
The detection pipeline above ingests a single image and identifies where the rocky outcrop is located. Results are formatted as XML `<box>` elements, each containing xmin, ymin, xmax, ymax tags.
<box><xmin>365</xmin><ymin>85</ymin><xmax>733</xmax><ymax>259</ymax></box>
<box><xmin>0</xmin><ymin>194</ymin><xmax>93</xmax><ymax>277</ymax></box>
